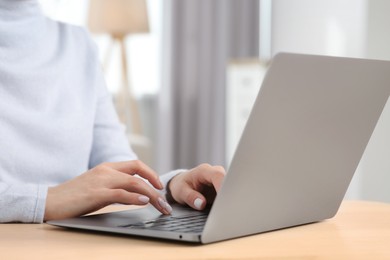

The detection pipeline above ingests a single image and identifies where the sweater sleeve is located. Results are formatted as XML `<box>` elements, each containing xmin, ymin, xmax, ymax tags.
<box><xmin>87</xmin><ymin>41</ymin><xmax>137</xmax><ymax>167</ymax></box>
<box><xmin>88</xmin><ymin>87</ymin><xmax>138</xmax><ymax>167</ymax></box>
<box><xmin>0</xmin><ymin>183</ymin><xmax>47</xmax><ymax>223</ymax></box>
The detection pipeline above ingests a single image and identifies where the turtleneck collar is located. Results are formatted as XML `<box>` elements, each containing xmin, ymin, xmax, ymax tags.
<box><xmin>0</xmin><ymin>0</ymin><xmax>43</xmax><ymax>16</ymax></box>
<box><xmin>0</xmin><ymin>0</ymin><xmax>46</xmax><ymax>47</ymax></box>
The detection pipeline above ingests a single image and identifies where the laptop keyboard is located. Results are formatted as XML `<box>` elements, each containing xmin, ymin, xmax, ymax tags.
<box><xmin>119</xmin><ymin>212</ymin><xmax>208</xmax><ymax>233</ymax></box>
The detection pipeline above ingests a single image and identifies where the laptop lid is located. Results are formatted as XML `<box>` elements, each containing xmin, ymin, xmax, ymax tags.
<box><xmin>48</xmin><ymin>53</ymin><xmax>390</xmax><ymax>244</ymax></box>
<box><xmin>201</xmin><ymin>52</ymin><xmax>390</xmax><ymax>243</ymax></box>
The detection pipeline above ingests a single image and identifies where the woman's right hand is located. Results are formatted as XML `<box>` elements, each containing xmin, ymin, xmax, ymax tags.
<box><xmin>44</xmin><ymin>160</ymin><xmax>172</xmax><ymax>221</ymax></box>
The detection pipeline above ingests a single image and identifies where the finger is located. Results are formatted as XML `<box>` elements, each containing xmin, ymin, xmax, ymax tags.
<box><xmin>194</xmin><ymin>165</ymin><xmax>226</xmax><ymax>192</ymax></box>
<box><xmin>104</xmin><ymin>160</ymin><xmax>163</xmax><ymax>190</ymax></box>
<box><xmin>106</xmin><ymin>173</ymin><xmax>172</xmax><ymax>215</ymax></box>
<box><xmin>105</xmin><ymin>189</ymin><xmax>151</xmax><ymax>206</ymax></box>
<box><xmin>181</xmin><ymin>187</ymin><xmax>208</xmax><ymax>211</ymax></box>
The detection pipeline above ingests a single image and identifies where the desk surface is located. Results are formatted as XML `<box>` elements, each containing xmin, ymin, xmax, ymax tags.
<box><xmin>1</xmin><ymin>201</ymin><xmax>390</xmax><ymax>259</ymax></box>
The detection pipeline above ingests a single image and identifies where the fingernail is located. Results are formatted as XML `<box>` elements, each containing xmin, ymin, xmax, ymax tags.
<box><xmin>194</xmin><ymin>198</ymin><xmax>203</xmax><ymax>210</ymax></box>
<box><xmin>138</xmin><ymin>195</ymin><xmax>150</xmax><ymax>204</ymax></box>
<box><xmin>164</xmin><ymin>201</ymin><xmax>173</xmax><ymax>213</ymax></box>
<box><xmin>158</xmin><ymin>197</ymin><xmax>172</xmax><ymax>214</ymax></box>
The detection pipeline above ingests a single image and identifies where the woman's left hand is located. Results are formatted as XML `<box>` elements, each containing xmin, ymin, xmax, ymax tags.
<box><xmin>168</xmin><ymin>164</ymin><xmax>226</xmax><ymax>210</ymax></box>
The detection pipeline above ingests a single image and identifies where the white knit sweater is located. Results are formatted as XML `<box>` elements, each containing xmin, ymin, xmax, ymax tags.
<box><xmin>0</xmin><ymin>0</ymin><xmax>178</xmax><ymax>223</ymax></box>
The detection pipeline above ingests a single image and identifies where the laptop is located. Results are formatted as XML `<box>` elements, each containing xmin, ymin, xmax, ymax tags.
<box><xmin>47</xmin><ymin>53</ymin><xmax>390</xmax><ymax>244</ymax></box>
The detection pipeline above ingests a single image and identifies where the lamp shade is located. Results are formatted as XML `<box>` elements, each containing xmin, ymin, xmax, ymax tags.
<box><xmin>88</xmin><ymin>0</ymin><xmax>149</xmax><ymax>36</ymax></box>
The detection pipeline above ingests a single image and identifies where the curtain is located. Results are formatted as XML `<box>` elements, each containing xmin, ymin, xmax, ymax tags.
<box><xmin>157</xmin><ymin>0</ymin><xmax>260</xmax><ymax>173</ymax></box>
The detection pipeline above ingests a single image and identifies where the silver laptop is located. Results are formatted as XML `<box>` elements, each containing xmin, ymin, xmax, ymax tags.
<box><xmin>48</xmin><ymin>53</ymin><xmax>390</xmax><ymax>244</ymax></box>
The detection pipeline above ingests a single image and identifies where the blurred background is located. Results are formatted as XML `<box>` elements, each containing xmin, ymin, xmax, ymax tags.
<box><xmin>38</xmin><ymin>0</ymin><xmax>390</xmax><ymax>202</ymax></box>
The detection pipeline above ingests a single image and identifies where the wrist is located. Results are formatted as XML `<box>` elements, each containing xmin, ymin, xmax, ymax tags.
<box><xmin>165</xmin><ymin>171</ymin><xmax>187</xmax><ymax>204</ymax></box>
<box><xmin>165</xmin><ymin>178</ymin><xmax>175</xmax><ymax>204</ymax></box>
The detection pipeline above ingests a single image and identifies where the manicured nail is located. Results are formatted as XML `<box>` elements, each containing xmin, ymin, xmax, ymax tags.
<box><xmin>158</xmin><ymin>197</ymin><xmax>172</xmax><ymax>214</ymax></box>
<box><xmin>164</xmin><ymin>201</ymin><xmax>173</xmax><ymax>213</ymax></box>
<box><xmin>138</xmin><ymin>195</ymin><xmax>150</xmax><ymax>204</ymax></box>
<box><xmin>158</xmin><ymin>197</ymin><xmax>165</xmax><ymax>208</ymax></box>
<box><xmin>194</xmin><ymin>198</ymin><xmax>203</xmax><ymax>210</ymax></box>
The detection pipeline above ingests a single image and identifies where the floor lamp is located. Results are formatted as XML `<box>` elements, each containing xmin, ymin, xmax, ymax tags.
<box><xmin>88</xmin><ymin>0</ymin><xmax>149</xmax><ymax>135</ymax></box>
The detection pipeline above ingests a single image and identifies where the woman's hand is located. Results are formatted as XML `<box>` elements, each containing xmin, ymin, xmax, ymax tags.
<box><xmin>44</xmin><ymin>160</ymin><xmax>172</xmax><ymax>221</ymax></box>
<box><xmin>168</xmin><ymin>164</ymin><xmax>226</xmax><ymax>210</ymax></box>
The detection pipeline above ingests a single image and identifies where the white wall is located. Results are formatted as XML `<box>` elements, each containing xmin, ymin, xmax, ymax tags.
<box><xmin>271</xmin><ymin>0</ymin><xmax>390</xmax><ymax>202</ymax></box>
<box><xmin>366</xmin><ymin>0</ymin><xmax>390</xmax><ymax>60</ymax></box>
<box><xmin>358</xmin><ymin>0</ymin><xmax>390</xmax><ymax>202</ymax></box>
<box><xmin>271</xmin><ymin>0</ymin><xmax>367</xmax><ymax>58</ymax></box>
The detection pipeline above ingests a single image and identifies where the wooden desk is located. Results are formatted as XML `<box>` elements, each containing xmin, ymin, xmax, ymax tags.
<box><xmin>1</xmin><ymin>201</ymin><xmax>389</xmax><ymax>259</ymax></box>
